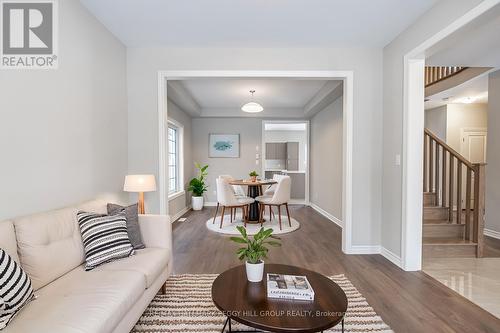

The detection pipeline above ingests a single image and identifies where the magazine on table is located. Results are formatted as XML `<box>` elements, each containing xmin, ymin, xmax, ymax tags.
<box><xmin>267</xmin><ymin>273</ymin><xmax>315</xmax><ymax>301</ymax></box>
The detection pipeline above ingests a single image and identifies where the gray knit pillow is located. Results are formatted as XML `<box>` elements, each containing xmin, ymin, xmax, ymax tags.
<box><xmin>107</xmin><ymin>203</ymin><xmax>145</xmax><ymax>249</ymax></box>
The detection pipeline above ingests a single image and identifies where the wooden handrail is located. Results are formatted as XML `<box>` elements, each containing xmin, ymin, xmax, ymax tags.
<box><xmin>424</xmin><ymin>128</ymin><xmax>473</xmax><ymax>169</ymax></box>
<box><xmin>424</xmin><ymin>128</ymin><xmax>485</xmax><ymax>258</ymax></box>
<box><xmin>425</xmin><ymin>66</ymin><xmax>468</xmax><ymax>87</ymax></box>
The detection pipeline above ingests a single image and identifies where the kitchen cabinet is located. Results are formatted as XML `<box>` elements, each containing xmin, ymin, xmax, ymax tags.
<box><xmin>265</xmin><ymin>142</ymin><xmax>287</xmax><ymax>159</ymax></box>
<box><xmin>286</xmin><ymin>142</ymin><xmax>299</xmax><ymax>171</ymax></box>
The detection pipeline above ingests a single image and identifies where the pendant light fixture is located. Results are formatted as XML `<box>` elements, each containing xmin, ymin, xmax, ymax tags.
<box><xmin>241</xmin><ymin>90</ymin><xmax>264</xmax><ymax>113</ymax></box>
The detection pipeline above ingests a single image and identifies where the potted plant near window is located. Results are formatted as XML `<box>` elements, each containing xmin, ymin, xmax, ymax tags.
<box><xmin>249</xmin><ymin>170</ymin><xmax>259</xmax><ymax>182</ymax></box>
<box><xmin>230</xmin><ymin>226</ymin><xmax>281</xmax><ymax>282</ymax></box>
<box><xmin>188</xmin><ymin>163</ymin><xmax>208</xmax><ymax>210</ymax></box>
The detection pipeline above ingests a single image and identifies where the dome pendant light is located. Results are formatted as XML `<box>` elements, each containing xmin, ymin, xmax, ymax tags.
<box><xmin>241</xmin><ymin>90</ymin><xmax>264</xmax><ymax>113</ymax></box>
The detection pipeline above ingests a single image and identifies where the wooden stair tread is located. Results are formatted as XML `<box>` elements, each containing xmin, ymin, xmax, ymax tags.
<box><xmin>423</xmin><ymin>222</ymin><xmax>464</xmax><ymax>226</ymax></box>
<box><xmin>423</xmin><ymin>238</ymin><xmax>476</xmax><ymax>245</ymax></box>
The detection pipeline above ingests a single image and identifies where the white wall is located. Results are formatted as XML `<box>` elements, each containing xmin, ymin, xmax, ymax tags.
<box><xmin>0</xmin><ymin>0</ymin><xmax>127</xmax><ymax>220</ymax></box>
<box><xmin>446</xmin><ymin>103</ymin><xmax>488</xmax><ymax>152</ymax></box>
<box><xmin>486</xmin><ymin>70</ymin><xmax>500</xmax><ymax>233</ymax></box>
<box><xmin>264</xmin><ymin>130</ymin><xmax>307</xmax><ymax>172</ymax></box>
<box><xmin>167</xmin><ymin>100</ymin><xmax>193</xmax><ymax>219</ymax></box>
<box><xmin>425</xmin><ymin>106</ymin><xmax>447</xmax><ymax>141</ymax></box>
<box><xmin>127</xmin><ymin>47</ymin><xmax>383</xmax><ymax>248</ymax></box>
<box><xmin>191</xmin><ymin>117</ymin><xmax>262</xmax><ymax>203</ymax></box>
<box><xmin>310</xmin><ymin>97</ymin><xmax>343</xmax><ymax>220</ymax></box>
<box><xmin>382</xmin><ymin>0</ymin><xmax>485</xmax><ymax>258</ymax></box>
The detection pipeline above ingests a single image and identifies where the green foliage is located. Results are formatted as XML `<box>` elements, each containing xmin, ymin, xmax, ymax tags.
<box><xmin>249</xmin><ymin>170</ymin><xmax>259</xmax><ymax>177</ymax></box>
<box><xmin>230</xmin><ymin>226</ymin><xmax>281</xmax><ymax>264</ymax></box>
<box><xmin>188</xmin><ymin>163</ymin><xmax>208</xmax><ymax>196</ymax></box>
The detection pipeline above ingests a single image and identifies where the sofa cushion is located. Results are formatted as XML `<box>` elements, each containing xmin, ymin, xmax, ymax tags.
<box><xmin>77</xmin><ymin>211</ymin><xmax>135</xmax><ymax>271</ymax></box>
<box><xmin>0</xmin><ymin>221</ymin><xmax>19</xmax><ymax>264</ymax></box>
<box><xmin>3</xmin><ymin>266</ymin><xmax>145</xmax><ymax>333</ymax></box>
<box><xmin>0</xmin><ymin>249</ymin><xmax>34</xmax><ymax>329</ymax></box>
<box><xmin>13</xmin><ymin>207</ymin><xmax>85</xmax><ymax>291</ymax></box>
<box><xmin>107</xmin><ymin>203</ymin><xmax>145</xmax><ymax>249</ymax></box>
<box><xmin>96</xmin><ymin>248</ymin><xmax>170</xmax><ymax>288</ymax></box>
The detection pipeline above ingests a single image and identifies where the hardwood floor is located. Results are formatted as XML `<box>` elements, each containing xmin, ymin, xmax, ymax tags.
<box><xmin>172</xmin><ymin>205</ymin><xmax>500</xmax><ymax>332</ymax></box>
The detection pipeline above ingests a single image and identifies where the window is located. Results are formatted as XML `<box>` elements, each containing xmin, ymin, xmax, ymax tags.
<box><xmin>168</xmin><ymin>121</ymin><xmax>183</xmax><ymax>197</ymax></box>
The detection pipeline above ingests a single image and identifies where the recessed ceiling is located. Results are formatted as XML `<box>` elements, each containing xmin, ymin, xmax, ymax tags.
<box><xmin>179</xmin><ymin>79</ymin><xmax>328</xmax><ymax>109</ymax></box>
<box><xmin>425</xmin><ymin>73</ymin><xmax>489</xmax><ymax>110</ymax></box>
<box><xmin>265</xmin><ymin>123</ymin><xmax>307</xmax><ymax>131</ymax></box>
<box><xmin>167</xmin><ymin>78</ymin><xmax>343</xmax><ymax>118</ymax></box>
<box><xmin>80</xmin><ymin>0</ymin><xmax>437</xmax><ymax>48</ymax></box>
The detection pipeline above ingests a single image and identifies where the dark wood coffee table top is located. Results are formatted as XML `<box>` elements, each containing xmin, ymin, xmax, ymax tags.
<box><xmin>211</xmin><ymin>264</ymin><xmax>348</xmax><ymax>333</ymax></box>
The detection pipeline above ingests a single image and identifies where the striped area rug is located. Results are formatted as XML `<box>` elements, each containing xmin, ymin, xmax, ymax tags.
<box><xmin>132</xmin><ymin>274</ymin><xmax>393</xmax><ymax>333</ymax></box>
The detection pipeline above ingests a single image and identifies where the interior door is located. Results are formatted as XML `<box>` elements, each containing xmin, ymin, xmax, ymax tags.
<box><xmin>460</xmin><ymin>129</ymin><xmax>487</xmax><ymax>206</ymax></box>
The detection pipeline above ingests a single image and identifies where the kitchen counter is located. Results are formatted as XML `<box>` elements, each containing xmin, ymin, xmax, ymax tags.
<box><xmin>264</xmin><ymin>169</ymin><xmax>306</xmax><ymax>174</ymax></box>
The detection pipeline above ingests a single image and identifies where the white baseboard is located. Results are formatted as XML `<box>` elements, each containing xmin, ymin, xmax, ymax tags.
<box><xmin>347</xmin><ymin>245</ymin><xmax>381</xmax><ymax>254</ymax></box>
<box><xmin>484</xmin><ymin>228</ymin><xmax>500</xmax><ymax>240</ymax></box>
<box><xmin>203</xmin><ymin>202</ymin><xmax>218</xmax><ymax>207</ymax></box>
<box><xmin>380</xmin><ymin>247</ymin><xmax>403</xmax><ymax>268</ymax></box>
<box><xmin>170</xmin><ymin>205</ymin><xmax>191</xmax><ymax>223</ymax></box>
<box><xmin>309</xmin><ymin>203</ymin><xmax>343</xmax><ymax>228</ymax></box>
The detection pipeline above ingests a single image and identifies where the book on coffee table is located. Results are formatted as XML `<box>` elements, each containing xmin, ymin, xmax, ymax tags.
<box><xmin>267</xmin><ymin>273</ymin><xmax>315</xmax><ymax>301</ymax></box>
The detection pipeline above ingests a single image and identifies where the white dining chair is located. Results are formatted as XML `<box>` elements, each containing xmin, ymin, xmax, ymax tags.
<box><xmin>213</xmin><ymin>178</ymin><xmax>254</xmax><ymax>228</ymax></box>
<box><xmin>264</xmin><ymin>173</ymin><xmax>286</xmax><ymax>196</ymax></box>
<box><xmin>256</xmin><ymin>176</ymin><xmax>291</xmax><ymax>230</ymax></box>
<box><xmin>218</xmin><ymin>175</ymin><xmax>246</xmax><ymax>220</ymax></box>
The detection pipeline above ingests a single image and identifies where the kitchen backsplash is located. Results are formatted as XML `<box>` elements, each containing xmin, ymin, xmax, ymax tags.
<box><xmin>265</xmin><ymin>159</ymin><xmax>286</xmax><ymax>170</ymax></box>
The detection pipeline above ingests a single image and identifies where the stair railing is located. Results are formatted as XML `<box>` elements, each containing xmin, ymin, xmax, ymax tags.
<box><xmin>423</xmin><ymin>129</ymin><xmax>486</xmax><ymax>257</ymax></box>
<box><xmin>425</xmin><ymin>66</ymin><xmax>467</xmax><ymax>87</ymax></box>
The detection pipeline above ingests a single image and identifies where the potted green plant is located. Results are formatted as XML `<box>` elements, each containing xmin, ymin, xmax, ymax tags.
<box><xmin>230</xmin><ymin>226</ymin><xmax>281</xmax><ymax>282</ymax></box>
<box><xmin>249</xmin><ymin>170</ymin><xmax>259</xmax><ymax>182</ymax></box>
<box><xmin>188</xmin><ymin>163</ymin><xmax>208</xmax><ymax>210</ymax></box>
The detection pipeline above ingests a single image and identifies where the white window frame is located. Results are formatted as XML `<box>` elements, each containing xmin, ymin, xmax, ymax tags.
<box><xmin>167</xmin><ymin>119</ymin><xmax>184</xmax><ymax>200</ymax></box>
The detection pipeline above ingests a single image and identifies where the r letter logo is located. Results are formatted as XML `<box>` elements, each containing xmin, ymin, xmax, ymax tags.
<box><xmin>1</xmin><ymin>0</ymin><xmax>58</xmax><ymax>69</ymax></box>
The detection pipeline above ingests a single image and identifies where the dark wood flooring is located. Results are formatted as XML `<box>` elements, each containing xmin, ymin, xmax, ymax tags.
<box><xmin>172</xmin><ymin>205</ymin><xmax>500</xmax><ymax>332</ymax></box>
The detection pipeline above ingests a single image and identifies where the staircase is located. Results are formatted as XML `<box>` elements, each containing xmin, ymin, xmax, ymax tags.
<box><xmin>422</xmin><ymin>129</ymin><xmax>486</xmax><ymax>259</ymax></box>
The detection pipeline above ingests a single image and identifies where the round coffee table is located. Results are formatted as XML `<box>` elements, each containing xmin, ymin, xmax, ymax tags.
<box><xmin>212</xmin><ymin>264</ymin><xmax>348</xmax><ymax>333</ymax></box>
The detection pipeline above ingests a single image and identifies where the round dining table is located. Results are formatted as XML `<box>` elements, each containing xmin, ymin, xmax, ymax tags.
<box><xmin>228</xmin><ymin>179</ymin><xmax>277</xmax><ymax>223</ymax></box>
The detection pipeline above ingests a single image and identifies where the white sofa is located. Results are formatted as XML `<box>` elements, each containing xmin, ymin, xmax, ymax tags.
<box><xmin>0</xmin><ymin>199</ymin><xmax>173</xmax><ymax>333</ymax></box>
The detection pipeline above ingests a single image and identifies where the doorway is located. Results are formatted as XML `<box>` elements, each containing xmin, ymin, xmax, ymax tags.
<box><xmin>157</xmin><ymin>70</ymin><xmax>354</xmax><ymax>253</ymax></box>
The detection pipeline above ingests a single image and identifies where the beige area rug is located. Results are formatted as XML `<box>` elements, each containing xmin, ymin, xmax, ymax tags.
<box><xmin>132</xmin><ymin>274</ymin><xmax>393</xmax><ymax>333</ymax></box>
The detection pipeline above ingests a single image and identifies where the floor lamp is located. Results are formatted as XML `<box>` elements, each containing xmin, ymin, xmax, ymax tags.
<box><xmin>123</xmin><ymin>175</ymin><xmax>156</xmax><ymax>214</ymax></box>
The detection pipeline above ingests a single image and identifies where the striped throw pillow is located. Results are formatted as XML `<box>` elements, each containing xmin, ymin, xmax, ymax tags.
<box><xmin>0</xmin><ymin>248</ymin><xmax>34</xmax><ymax>329</ymax></box>
<box><xmin>76</xmin><ymin>211</ymin><xmax>135</xmax><ymax>271</ymax></box>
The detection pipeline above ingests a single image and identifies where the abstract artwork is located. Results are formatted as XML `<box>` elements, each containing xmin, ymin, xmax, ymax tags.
<box><xmin>209</xmin><ymin>134</ymin><xmax>240</xmax><ymax>158</ymax></box>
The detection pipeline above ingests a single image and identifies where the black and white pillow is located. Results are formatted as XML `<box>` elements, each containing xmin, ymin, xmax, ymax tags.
<box><xmin>0</xmin><ymin>248</ymin><xmax>34</xmax><ymax>329</ymax></box>
<box><xmin>76</xmin><ymin>211</ymin><xmax>135</xmax><ymax>271</ymax></box>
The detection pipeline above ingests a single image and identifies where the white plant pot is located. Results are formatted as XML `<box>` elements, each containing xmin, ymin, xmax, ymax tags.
<box><xmin>192</xmin><ymin>196</ymin><xmax>204</xmax><ymax>210</ymax></box>
<box><xmin>245</xmin><ymin>260</ymin><xmax>264</xmax><ymax>283</ymax></box>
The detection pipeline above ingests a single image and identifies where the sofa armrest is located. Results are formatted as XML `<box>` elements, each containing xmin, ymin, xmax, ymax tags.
<box><xmin>138</xmin><ymin>214</ymin><xmax>172</xmax><ymax>250</ymax></box>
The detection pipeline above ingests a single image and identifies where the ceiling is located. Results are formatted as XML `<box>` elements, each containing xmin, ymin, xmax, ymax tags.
<box><xmin>427</xmin><ymin>3</ymin><xmax>500</xmax><ymax>67</ymax></box>
<box><xmin>167</xmin><ymin>78</ymin><xmax>343</xmax><ymax>118</ymax></box>
<box><xmin>425</xmin><ymin>73</ymin><xmax>489</xmax><ymax>110</ymax></box>
<box><xmin>80</xmin><ymin>0</ymin><xmax>437</xmax><ymax>48</ymax></box>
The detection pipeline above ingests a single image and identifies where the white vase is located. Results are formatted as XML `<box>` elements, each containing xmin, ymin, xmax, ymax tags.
<box><xmin>245</xmin><ymin>260</ymin><xmax>264</xmax><ymax>282</ymax></box>
<box><xmin>192</xmin><ymin>196</ymin><xmax>204</xmax><ymax>210</ymax></box>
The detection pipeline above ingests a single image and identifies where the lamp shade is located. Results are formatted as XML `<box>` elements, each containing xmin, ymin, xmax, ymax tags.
<box><xmin>123</xmin><ymin>175</ymin><xmax>156</xmax><ymax>192</ymax></box>
<box><xmin>241</xmin><ymin>102</ymin><xmax>264</xmax><ymax>113</ymax></box>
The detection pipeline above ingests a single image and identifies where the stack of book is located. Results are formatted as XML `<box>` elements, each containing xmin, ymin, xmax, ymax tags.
<box><xmin>266</xmin><ymin>273</ymin><xmax>315</xmax><ymax>301</ymax></box>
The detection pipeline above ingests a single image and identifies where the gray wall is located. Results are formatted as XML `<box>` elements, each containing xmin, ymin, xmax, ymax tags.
<box><xmin>167</xmin><ymin>100</ymin><xmax>193</xmax><ymax>219</ymax></box>
<box><xmin>425</xmin><ymin>106</ymin><xmax>447</xmax><ymax>141</ymax></box>
<box><xmin>310</xmin><ymin>97</ymin><xmax>343</xmax><ymax>220</ymax></box>
<box><xmin>382</xmin><ymin>0</ymin><xmax>484</xmax><ymax>258</ymax></box>
<box><xmin>0</xmin><ymin>0</ymin><xmax>127</xmax><ymax>220</ymax></box>
<box><xmin>486</xmin><ymin>70</ymin><xmax>500</xmax><ymax>233</ymax></box>
<box><xmin>191</xmin><ymin>118</ymin><xmax>262</xmax><ymax>203</ymax></box>
<box><xmin>127</xmin><ymin>47</ymin><xmax>383</xmax><ymax>248</ymax></box>
<box><xmin>446</xmin><ymin>103</ymin><xmax>488</xmax><ymax>152</ymax></box>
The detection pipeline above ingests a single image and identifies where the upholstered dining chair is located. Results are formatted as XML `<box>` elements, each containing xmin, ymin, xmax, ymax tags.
<box><xmin>213</xmin><ymin>178</ymin><xmax>254</xmax><ymax>228</ymax></box>
<box><xmin>256</xmin><ymin>176</ymin><xmax>291</xmax><ymax>230</ymax></box>
<box><xmin>263</xmin><ymin>173</ymin><xmax>286</xmax><ymax>196</ymax></box>
<box><xmin>218</xmin><ymin>175</ymin><xmax>246</xmax><ymax>220</ymax></box>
